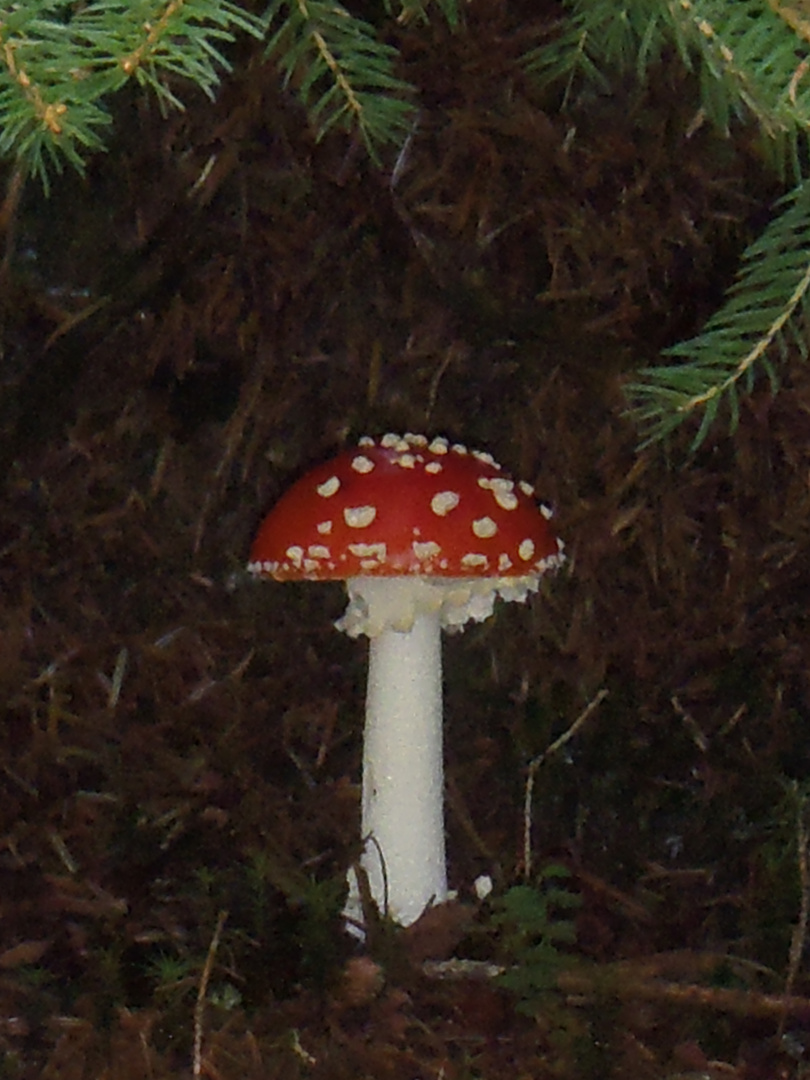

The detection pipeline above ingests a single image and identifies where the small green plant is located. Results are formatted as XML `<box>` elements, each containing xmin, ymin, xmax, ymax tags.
<box><xmin>489</xmin><ymin>864</ymin><xmax>581</xmax><ymax>1015</ymax></box>
<box><xmin>149</xmin><ymin>950</ymin><xmax>198</xmax><ymax>1001</ymax></box>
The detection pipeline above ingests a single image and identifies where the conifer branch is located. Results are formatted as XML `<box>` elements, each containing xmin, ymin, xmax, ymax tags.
<box><xmin>625</xmin><ymin>183</ymin><xmax>810</xmax><ymax>448</ymax></box>
<box><xmin>392</xmin><ymin>0</ymin><xmax>461</xmax><ymax>30</ymax></box>
<box><xmin>265</xmin><ymin>0</ymin><xmax>416</xmax><ymax>159</ymax></box>
<box><xmin>526</xmin><ymin>0</ymin><xmax>810</xmax><ymax>159</ymax></box>
<box><xmin>527</xmin><ymin>1</ymin><xmax>810</xmax><ymax>448</ymax></box>
<box><xmin>665</xmin><ymin>0</ymin><xmax>810</xmax><ymax>170</ymax></box>
<box><xmin>0</xmin><ymin>2</ymin><xmax>266</xmax><ymax>188</ymax></box>
<box><xmin>520</xmin><ymin>0</ymin><xmax>670</xmax><ymax>91</ymax></box>
<box><xmin>628</xmin><ymin>1</ymin><xmax>810</xmax><ymax>447</ymax></box>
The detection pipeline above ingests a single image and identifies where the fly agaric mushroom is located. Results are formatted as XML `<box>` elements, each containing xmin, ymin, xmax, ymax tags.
<box><xmin>248</xmin><ymin>433</ymin><xmax>564</xmax><ymax>928</ymax></box>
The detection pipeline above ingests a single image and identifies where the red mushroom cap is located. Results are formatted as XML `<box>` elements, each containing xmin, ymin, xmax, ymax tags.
<box><xmin>248</xmin><ymin>433</ymin><xmax>564</xmax><ymax>582</ymax></box>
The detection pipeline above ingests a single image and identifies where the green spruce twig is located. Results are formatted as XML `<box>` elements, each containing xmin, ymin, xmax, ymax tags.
<box><xmin>526</xmin><ymin>1</ymin><xmax>810</xmax><ymax>449</ymax></box>
<box><xmin>0</xmin><ymin>1</ymin><xmax>267</xmax><ymax>188</ymax></box>
<box><xmin>389</xmin><ymin>0</ymin><xmax>461</xmax><ymax>30</ymax></box>
<box><xmin>265</xmin><ymin>0</ymin><xmax>416</xmax><ymax>160</ymax></box>
<box><xmin>625</xmin><ymin>181</ymin><xmax>810</xmax><ymax>449</ymax></box>
<box><xmin>666</xmin><ymin>0</ymin><xmax>810</xmax><ymax>176</ymax></box>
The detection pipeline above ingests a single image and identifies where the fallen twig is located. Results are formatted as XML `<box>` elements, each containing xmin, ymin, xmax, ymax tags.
<box><xmin>523</xmin><ymin>688</ymin><xmax>607</xmax><ymax>880</ymax></box>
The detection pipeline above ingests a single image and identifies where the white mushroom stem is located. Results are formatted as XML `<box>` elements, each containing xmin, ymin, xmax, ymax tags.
<box><xmin>339</xmin><ymin>574</ymin><xmax>542</xmax><ymax>929</ymax></box>
<box><xmin>359</xmin><ymin>610</ymin><xmax>447</xmax><ymax>926</ymax></box>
